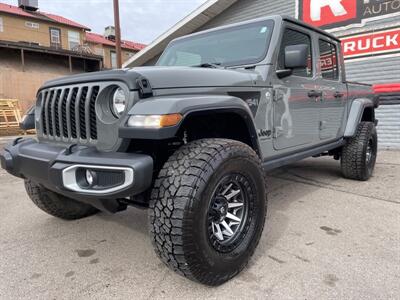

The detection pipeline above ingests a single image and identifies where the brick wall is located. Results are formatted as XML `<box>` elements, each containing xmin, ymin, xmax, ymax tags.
<box><xmin>0</xmin><ymin>13</ymin><xmax>85</xmax><ymax>50</ymax></box>
<box><xmin>87</xmin><ymin>42</ymin><xmax>138</xmax><ymax>69</ymax></box>
<box><xmin>0</xmin><ymin>48</ymin><xmax>83</xmax><ymax>112</ymax></box>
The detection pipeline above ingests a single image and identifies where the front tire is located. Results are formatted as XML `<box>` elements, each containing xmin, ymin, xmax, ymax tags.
<box><xmin>341</xmin><ymin>121</ymin><xmax>378</xmax><ymax>181</ymax></box>
<box><xmin>25</xmin><ymin>180</ymin><xmax>98</xmax><ymax>220</ymax></box>
<box><xmin>149</xmin><ymin>139</ymin><xmax>267</xmax><ymax>286</ymax></box>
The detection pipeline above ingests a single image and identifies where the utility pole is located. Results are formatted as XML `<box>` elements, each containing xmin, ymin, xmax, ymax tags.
<box><xmin>113</xmin><ymin>0</ymin><xmax>122</xmax><ymax>68</ymax></box>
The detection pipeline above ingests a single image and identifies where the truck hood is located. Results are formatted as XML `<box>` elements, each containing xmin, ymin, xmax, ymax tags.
<box><xmin>40</xmin><ymin>66</ymin><xmax>260</xmax><ymax>91</ymax></box>
<box><xmin>130</xmin><ymin>66</ymin><xmax>258</xmax><ymax>89</ymax></box>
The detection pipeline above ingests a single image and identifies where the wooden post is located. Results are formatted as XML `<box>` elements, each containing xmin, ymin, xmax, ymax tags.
<box><xmin>69</xmin><ymin>55</ymin><xmax>72</xmax><ymax>73</ymax></box>
<box><xmin>113</xmin><ymin>0</ymin><xmax>122</xmax><ymax>68</ymax></box>
<box><xmin>21</xmin><ymin>49</ymin><xmax>25</xmax><ymax>72</ymax></box>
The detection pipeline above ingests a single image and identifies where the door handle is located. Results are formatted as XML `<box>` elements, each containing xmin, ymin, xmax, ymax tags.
<box><xmin>308</xmin><ymin>90</ymin><xmax>323</xmax><ymax>98</ymax></box>
<box><xmin>334</xmin><ymin>91</ymin><xmax>344</xmax><ymax>98</ymax></box>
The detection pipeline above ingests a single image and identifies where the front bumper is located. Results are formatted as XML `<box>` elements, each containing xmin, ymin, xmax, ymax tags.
<box><xmin>1</xmin><ymin>138</ymin><xmax>153</xmax><ymax>201</ymax></box>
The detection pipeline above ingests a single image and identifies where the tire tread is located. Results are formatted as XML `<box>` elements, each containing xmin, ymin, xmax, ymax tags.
<box><xmin>341</xmin><ymin>121</ymin><xmax>377</xmax><ymax>181</ymax></box>
<box><xmin>149</xmin><ymin>138</ymin><xmax>266</xmax><ymax>285</ymax></box>
<box><xmin>25</xmin><ymin>180</ymin><xmax>98</xmax><ymax>220</ymax></box>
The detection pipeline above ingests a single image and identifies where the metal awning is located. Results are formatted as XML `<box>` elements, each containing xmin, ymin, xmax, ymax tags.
<box><xmin>0</xmin><ymin>40</ymin><xmax>102</xmax><ymax>61</ymax></box>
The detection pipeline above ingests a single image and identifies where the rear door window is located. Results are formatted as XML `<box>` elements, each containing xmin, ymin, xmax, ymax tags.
<box><xmin>318</xmin><ymin>39</ymin><xmax>339</xmax><ymax>80</ymax></box>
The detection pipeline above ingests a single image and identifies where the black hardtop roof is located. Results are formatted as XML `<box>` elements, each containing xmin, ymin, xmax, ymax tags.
<box><xmin>281</xmin><ymin>15</ymin><xmax>340</xmax><ymax>42</ymax></box>
<box><xmin>172</xmin><ymin>15</ymin><xmax>340</xmax><ymax>44</ymax></box>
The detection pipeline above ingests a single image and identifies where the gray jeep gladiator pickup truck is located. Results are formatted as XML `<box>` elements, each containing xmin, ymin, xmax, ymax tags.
<box><xmin>1</xmin><ymin>16</ymin><xmax>378</xmax><ymax>285</ymax></box>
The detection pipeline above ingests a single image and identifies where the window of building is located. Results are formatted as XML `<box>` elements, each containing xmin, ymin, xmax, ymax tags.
<box><xmin>111</xmin><ymin>51</ymin><xmax>117</xmax><ymax>68</ymax></box>
<box><xmin>94</xmin><ymin>47</ymin><xmax>104</xmax><ymax>56</ymax></box>
<box><xmin>0</xmin><ymin>17</ymin><xmax>3</xmax><ymax>32</ymax></box>
<box><xmin>49</xmin><ymin>28</ymin><xmax>61</xmax><ymax>48</ymax></box>
<box><xmin>68</xmin><ymin>31</ymin><xmax>80</xmax><ymax>50</ymax></box>
<box><xmin>25</xmin><ymin>21</ymin><xmax>39</xmax><ymax>29</ymax></box>
<box><xmin>278</xmin><ymin>28</ymin><xmax>313</xmax><ymax>77</ymax></box>
<box><xmin>319</xmin><ymin>39</ymin><xmax>339</xmax><ymax>80</ymax></box>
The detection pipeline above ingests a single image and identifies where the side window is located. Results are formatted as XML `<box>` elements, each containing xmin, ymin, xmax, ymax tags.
<box><xmin>110</xmin><ymin>51</ymin><xmax>117</xmax><ymax>69</ymax></box>
<box><xmin>278</xmin><ymin>28</ymin><xmax>313</xmax><ymax>77</ymax></box>
<box><xmin>49</xmin><ymin>28</ymin><xmax>61</xmax><ymax>48</ymax></box>
<box><xmin>0</xmin><ymin>17</ymin><xmax>3</xmax><ymax>32</ymax></box>
<box><xmin>25</xmin><ymin>21</ymin><xmax>40</xmax><ymax>29</ymax></box>
<box><xmin>68</xmin><ymin>31</ymin><xmax>80</xmax><ymax>50</ymax></box>
<box><xmin>319</xmin><ymin>39</ymin><xmax>339</xmax><ymax>80</ymax></box>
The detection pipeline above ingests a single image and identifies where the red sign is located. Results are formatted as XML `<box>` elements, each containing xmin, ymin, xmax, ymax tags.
<box><xmin>300</xmin><ymin>0</ymin><xmax>357</xmax><ymax>28</ymax></box>
<box><xmin>297</xmin><ymin>0</ymin><xmax>400</xmax><ymax>30</ymax></box>
<box><xmin>341</xmin><ymin>28</ymin><xmax>400</xmax><ymax>59</ymax></box>
<box><xmin>320</xmin><ymin>53</ymin><xmax>337</xmax><ymax>70</ymax></box>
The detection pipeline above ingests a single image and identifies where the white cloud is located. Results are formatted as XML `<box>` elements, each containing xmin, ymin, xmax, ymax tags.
<box><xmin>1</xmin><ymin>0</ymin><xmax>207</xmax><ymax>44</ymax></box>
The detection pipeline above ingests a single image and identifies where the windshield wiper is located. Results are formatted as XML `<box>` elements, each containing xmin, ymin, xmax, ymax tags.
<box><xmin>191</xmin><ymin>63</ymin><xmax>223</xmax><ymax>69</ymax></box>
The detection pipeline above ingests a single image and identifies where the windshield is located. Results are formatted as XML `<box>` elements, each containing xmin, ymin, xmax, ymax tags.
<box><xmin>157</xmin><ymin>20</ymin><xmax>274</xmax><ymax>67</ymax></box>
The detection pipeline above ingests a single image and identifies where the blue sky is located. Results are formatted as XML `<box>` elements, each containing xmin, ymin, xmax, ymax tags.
<box><xmin>2</xmin><ymin>0</ymin><xmax>207</xmax><ymax>44</ymax></box>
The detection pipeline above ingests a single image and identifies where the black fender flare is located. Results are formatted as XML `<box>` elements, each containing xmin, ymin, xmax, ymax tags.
<box><xmin>119</xmin><ymin>94</ymin><xmax>261</xmax><ymax>154</ymax></box>
<box><xmin>344</xmin><ymin>98</ymin><xmax>376</xmax><ymax>137</ymax></box>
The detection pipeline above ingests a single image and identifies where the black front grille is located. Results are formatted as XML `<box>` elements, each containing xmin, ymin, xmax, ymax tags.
<box><xmin>46</xmin><ymin>90</ymin><xmax>54</xmax><ymax>136</ymax></box>
<box><xmin>41</xmin><ymin>91</ymin><xmax>48</xmax><ymax>134</ymax></box>
<box><xmin>54</xmin><ymin>90</ymin><xmax>62</xmax><ymax>137</ymax></box>
<box><xmin>89</xmin><ymin>86</ymin><xmax>100</xmax><ymax>140</ymax></box>
<box><xmin>79</xmin><ymin>87</ymin><xmax>88</xmax><ymax>139</ymax></box>
<box><xmin>70</xmin><ymin>88</ymin><xmax>78</xmax><ymax>139</ymax></box>
<box><xmin>40</xmin><ymin>85</ymin><xmax>100</xmax><ymax>143</ymax></box>
<box><xmin>61</xmin><ymin>88</ymin><xmax>70</xmax><ymax>138</ymax></box>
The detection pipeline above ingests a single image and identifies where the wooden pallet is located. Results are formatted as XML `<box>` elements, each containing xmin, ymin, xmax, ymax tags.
<box><xmin>0</xmin><ymin>99</ymin><xmax>26</xmax><ymax>135</ymax></box>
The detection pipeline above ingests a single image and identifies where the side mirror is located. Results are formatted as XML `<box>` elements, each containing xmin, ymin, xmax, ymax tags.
<box><xmin>277</xmin><ymin>44</ymin><xmax>309</xmax><ymax>78</ymax></box>
<box><xmin>20</xmin><ymin>105</ymin><xmax>35</xmax><ymax>130</ymax></box>
<box><xmin>285</xmin><ymin>44</ymin><xmax>309</xmax><ymax>68</ymax></box>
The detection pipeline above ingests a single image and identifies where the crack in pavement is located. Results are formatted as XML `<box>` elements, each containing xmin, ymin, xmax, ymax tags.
<box><xmin>284</xmin><ymin>170</ymin><xmax>342</xmax><ymax>188</ymax></box>
<box><xmin>376</xmin><ymin>162</ymin><xmax>400</xmax><ymax>166</ymax></box>
<box><xmin>272</xmin><ymin>175</ymin><xmax>399</xmax><ymax>205</ymax></box>
<box><xmin>267</xmin><ymin>244</ymin><xmax>311</xmax><ymax>264</ymax></box>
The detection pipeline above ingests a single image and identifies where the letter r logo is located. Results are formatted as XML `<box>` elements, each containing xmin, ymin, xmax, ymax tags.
<box><xmin>299</xmin><ymin>0</ymin><xmax>357</xmax><ymax>28</ymax></box>
<box><xmin>310</xmin><ymin>0</ymin><xmax>347</xmax><ymax>21</ymax></box>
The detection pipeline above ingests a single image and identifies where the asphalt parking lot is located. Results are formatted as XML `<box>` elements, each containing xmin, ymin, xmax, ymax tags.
<box><xmin>0</xmin><ymin>137</ymin><xmax>399</xmax><ymax>300</ymax></box>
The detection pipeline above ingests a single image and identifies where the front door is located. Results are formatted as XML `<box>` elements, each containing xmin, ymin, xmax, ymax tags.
<box><xmin>317</xmin><ymin>38</ymin><xmax>347</xmax><ymax>140</ymax></box>
<box><xmin>273</xmin><ymin>26</ymin><xmax>320</xmax><ymax>150</ymax></box>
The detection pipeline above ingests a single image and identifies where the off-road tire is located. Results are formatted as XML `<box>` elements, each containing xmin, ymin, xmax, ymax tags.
<box><xmin>24</xmin><ymin>180</ymin><xmax>98</xmax><ymax>220</ymax></box>
<box><xmin>149</xmin><ymin>139</ymin><xmax>267</xmax><ymax>286</ymax></box>
<box><xmin>341</xmin><ymin>121</ymin><xmax>377</xmax><ymax>181</ymax></box>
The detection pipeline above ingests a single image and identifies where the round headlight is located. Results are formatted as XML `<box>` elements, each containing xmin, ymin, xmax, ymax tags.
<box><xmin>111</xmin><ymin>87</ymin><xmax>127</xmax><ymax>117</ymax></box>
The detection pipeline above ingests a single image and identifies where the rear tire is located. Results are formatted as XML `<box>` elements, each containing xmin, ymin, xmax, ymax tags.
<box><xmin>149</xmin><ymin>139</ymin><xmax>267</xmax><ymax>286</ymax></box>
<box><xmin>25</xmin><ymin>180</ymin><xmax>98</xmax><ymax>220</ymax></box>
<box><xmin>341</xmin><ymin>121</ymin><xmax>377</xmax><ymax>181</ymax></box>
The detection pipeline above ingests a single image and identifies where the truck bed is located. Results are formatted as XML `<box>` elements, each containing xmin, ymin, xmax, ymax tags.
<box><xmin>346</xmin><ymin>81</ymin><xmax>378</xmax><ymax>107</ymax></box>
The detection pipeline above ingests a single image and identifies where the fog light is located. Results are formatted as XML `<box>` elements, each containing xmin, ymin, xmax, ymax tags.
<box><xmin>63</xmin><ymin>165</ymin><xmax>134</xmax><ymax>194</ymax></box>
<box><xmin>85</xmin><ymin>169</ymin><xmax>96</xmax><ymax>186</ymax></box>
